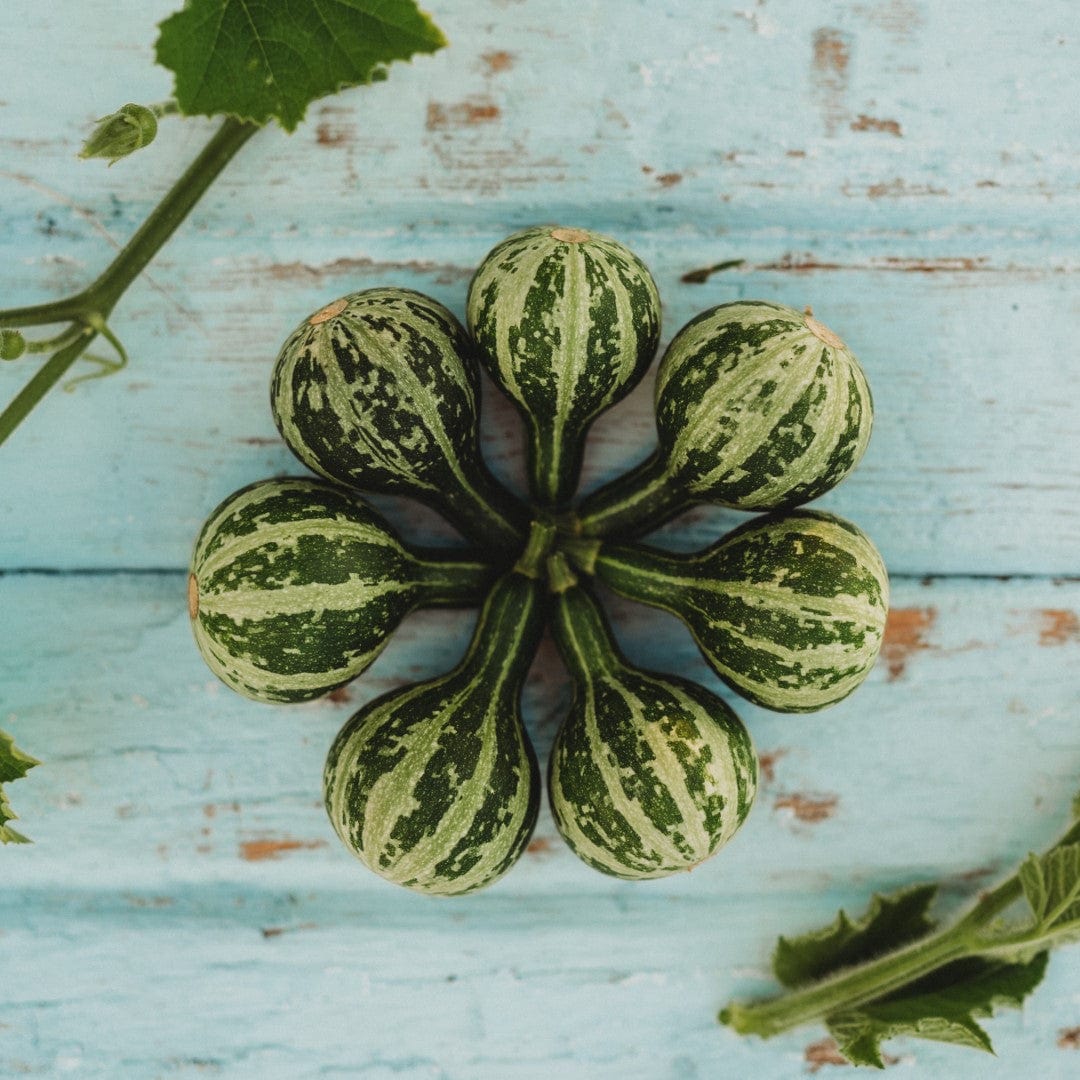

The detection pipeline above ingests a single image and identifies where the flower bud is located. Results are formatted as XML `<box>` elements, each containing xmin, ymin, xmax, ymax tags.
<box><xmin>0</xmin><ymin>329</ymin><xmax>26</xmax><ymax>361</ymax></box>
<box><xmin>80</xmin><ymin>103</ymin><xmax>158</xmax><ymax>165</ymax></box>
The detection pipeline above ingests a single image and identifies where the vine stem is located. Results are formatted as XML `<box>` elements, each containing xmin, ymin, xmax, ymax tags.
<box><xmin>721</xmin><ymin>807</ymin><xmax>1080</xmax><ymax>1039</ymax></box>
<box><xmin>0</xmin><ymin>117</ymin><xmax>259</xmax><ymax>447</ymax></box>
<box><xmin>720</xmin><ymin>921</ymin><xmax>976</xmax><ymax>1038</ymax></box>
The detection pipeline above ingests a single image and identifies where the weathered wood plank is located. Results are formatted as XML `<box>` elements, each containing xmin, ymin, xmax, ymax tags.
<box><xmin>4</xmin><ymin>2</ymin><xmax>1080</xmax><ymax>1076</ymax></box>
<box><xmin>3</xmin><ymin>1</ymin><xmax>1080</xmax><ymax>574</ymax></box>
<box><xmin>1</xmin><ymin>572</ymin><xmax>1079</xmax><ymax>1075</ymax></box>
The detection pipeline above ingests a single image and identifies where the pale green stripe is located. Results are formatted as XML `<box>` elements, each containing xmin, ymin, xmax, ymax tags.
<box><xmin>199</xmin><ymin>577</ymin><xmax>410</xmax><ymax>620</ymax></box>
<box><xmin>197</xmin><ymin>517</ymin><xmax>404</xmax><ymax>581</ymax></box>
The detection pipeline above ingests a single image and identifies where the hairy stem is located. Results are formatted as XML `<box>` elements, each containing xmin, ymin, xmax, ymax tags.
<box><xmin>722</xmin><ymin>809</ymin><xmax>1080</xmax><ymax>1040</ymax></box>
<box><xmin>0</xmin><ymin>331</ymin><xmax>97</xmax><ymax>446</ymax></box>
<box><xmin>720</xmin><ymin>924</ymin><xmax>975</xmax><ymax>1038</ymax></box>
<box><xmin>83</xmin><ymin>117</ymin><xmax>258</xmax><ymax>313</ymax></box>
<box><xmin>0</xmin><ymin>117</ymin><xmax>259</xmax><ymax>447</ymax></box>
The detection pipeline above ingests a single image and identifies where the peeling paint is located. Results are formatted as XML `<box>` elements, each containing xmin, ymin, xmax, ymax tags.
<box><xmin>775</xmin><ymin>793</ymin><xmax>838</xmax><ymax>823</ymax></box>
<box><xmin>1037</xmin><ymin>609</ymin><xmax>1079</xmax><ymax>645</ymax></box>
<box><xmin>1058</xmin><ymin>1026</ymin><xmax>1080</xmax><ymax>1049</ymax></box>
<box><xmin>481</xmin><ymin>50</ymin><xmax>516</xmax><ymax>74</ymax></box>
<box><xmin>881</xmin><ymin>607</ymin><xmax>937</xmax><ymax>680</ymax></box>
<box><xmin>757</xmin><ymin>748</ymin><xmax>788</xmax><ymax>785</ymax></box>
<box><xmin>681</xmin><ymin>258</ymin><xmax>745</xmax><ymax>284</ymax></box>
<box><xmin>315</xmin><ymin>122</ymin><xmax>351</xmax><ymax>147</ymax></box>
<box><xmin>427</xmin><ymin>99</ymin><xmax>502</xmax><ymax>130</ymax></box>
<box><xmin>239</xmin><ymin>838</ymin><xmax>328</xmax><ymax>862</ymax></box>
<box><xmin>757</xmin><ymin>254</ymin><xmax>989</xmax><ymax>273</ymax></box>
<box><xmin>262</xmin><ymin>923</ymin><xmax>317</xmax><ymax>939</ymax></box>
<box><xmin>261</xmin><ymin>256</ymin><xmax>473</xmax><ymax>286</ymax></box>
<box><xmin>853</xmin><ymin>0</ymin><xmax>923</xmax><ymax>42</ymax></box>
<box><xmin>863</xmin><ymin>178</ymin><xmax>948</xmax><ymax>198</ymax></box>
<box><xmin>850</xmin><ymin>114</ymin><xmax>903</xmax><ymax>136</ymax></box>
<box><xmin>811</xmin><ymin>28</ymin><xmax>852</xmax><ymax>136</ymax></box>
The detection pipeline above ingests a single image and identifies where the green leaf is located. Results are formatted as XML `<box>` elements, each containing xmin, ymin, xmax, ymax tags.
<box><xmin>826</xmin><ymin>953</ymin><xmax>1049</xmax><ymax>1068</ymax></box>
<box><xmin>0</xmin><ymin>729</ymin><xmax>39</xmax><ymax>845</ymax></box>
<box><xmin>155</xmin><ymin>0</ymin><xmax>447</xmax><ymax>132</ymax></box>
<box><xmin>773</xmin><ymin>884</ymin><xmax>938</xmax><ymax>988</ymax></box>
<box><xmin>1019</xmin><ymin>844</ymin><xmax>1080</xmax><ymax>929</ymax></box>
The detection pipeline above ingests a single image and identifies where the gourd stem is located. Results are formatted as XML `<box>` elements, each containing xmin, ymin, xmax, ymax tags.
<box><xmin>575</xmin><ymin>450</ymin><xmax>687</xmax><ymax>539</ymax></box>
<box><xmin>545</xmin><ymin>552</ymin><xmax>579</xmax><ymax>595</ymax></box>
<box><xmin>560</xmin><ymin>536</ymin><xmax>601</xmax><ymax>576</ymax></box>
<box><xmin>457</xmin><ymin>572</ymin><xmax>546</xmax><ymax>688</ymax></box>
<box><xmin>410</xmin><ymin>552</ymin><xmax>494</xmax><ymax>606</ymax></box>
<box><xmin>550</xmin><ymin>581</ymin><xmax>621</xmax><ymax>680</ymax></box>
<box><xmin>514</xmin><ymin>520</ymin><xmax>558</xmax><ymax>578</ymax></box>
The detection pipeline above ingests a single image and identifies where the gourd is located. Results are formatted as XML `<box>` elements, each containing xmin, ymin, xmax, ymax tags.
<box><xmin>575</xmin><ymin>301</ymin><xmax>873</xmax><ymax>538</ymax></box>
<box><xmin>572</xmin><ymin>510</ymin><xmax>889</xmax><ymax>713</ymax></box>
<box><xmin>546</xmin><ymin>554</ymin><xmax>758</xmax><ymax>880</ymax></box>
<box><xmin>322</xmin><ymin>524</ymin><xmax>553</xmax><ymax>896</ymax></box>
<box><xmin>189</xmin><ymin>478</ymin><xmax>492</xmax><ymax>704</ymax></box>
<box><xmin>466</xmin><ymin>225</ymin><xmax>661</xmax><ymax>508</ymax></box>
<box><xmin>270</xmin><ymin>287</ymin><xmax>527</xmax><ymax>555</ymax></box>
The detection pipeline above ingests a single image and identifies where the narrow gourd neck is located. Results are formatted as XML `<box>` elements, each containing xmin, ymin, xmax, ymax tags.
<box><xmin>574</xmin><ymin>450</ymin><xmax>688</xmax><ymax>539</ymax></box>
<box><xmin>433</xmin><ymin>456</ymin><xmax>531</xmax><ymax>558</ymax></box>
<box><xmin>549</xmin><ymin>572</ymin><xmax>624</xmax><ymax>682</ymax></box>
<box><xmin>456</xmin><ymin>571</ymin><xmax>546</xmax><ymax>694</ymax></box>
<box><xmin>593</xmin><ymin>542</ymin><xmax>686</xmax><ymax>614</ymax></box>
<box><xmin>409</xmin><ymin>549</ymin><xmax>495</xmax><ymax>607</ymax></box>
<box><xmin>525</xmin><ymin>414</ymin><xmax>586</xmax><ymax>510</ymax></box>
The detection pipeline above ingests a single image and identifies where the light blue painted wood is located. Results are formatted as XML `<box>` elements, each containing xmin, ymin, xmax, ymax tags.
<box><xmin>3</xmin><ymin>1</ymin><xmax>1080</xmax><ymax>1076</ymax></box>
<box><xmin>1</xmin><ymin>1</ymin><xmax>1079</xmax><ymax>572</ymax></box>
<box><xmin>2</xmin><ymin>574</ymin><xmax>1080</xmax><ymax>1075</ymax></box>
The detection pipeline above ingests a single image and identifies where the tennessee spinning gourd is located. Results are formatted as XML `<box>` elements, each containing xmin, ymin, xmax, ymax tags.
<box><xmin>189</xmin><ymin>478</ymin><xmax>492</xmax><ymax>703</ymax></box>
<box><xmin>322</xmin><ymin>527</ymin><xmax>551</xmax><ymax>896</ymax></box>
<box><xmin>546</xmin><ymin>555</ymin><xmax>758</xmax><ymax>879</ymax></box>
<box><xmin>270</xmin><ymin>286</ymin><xmax>527</xmax><ymax>555</ymax></box>
<box><xmin>567</xmin><ymin>510</ymin><xmax>889</xmax><ymax>713</ymax></box>
<box><xmin>467</xmin><ymin>225</ymin><xmax>661</xmax><ymax>508</ymax></box>
<box><xmin>575</xmin><ymin>300</ymin><xmax>873</xmax><ymax>538</ymax></box>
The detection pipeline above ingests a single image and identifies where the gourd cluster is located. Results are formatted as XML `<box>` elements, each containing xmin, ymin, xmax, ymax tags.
<box><xmin>188</xmin><ymin>226</ymin><xmax>888</xmax><ymax>896</ymax></box>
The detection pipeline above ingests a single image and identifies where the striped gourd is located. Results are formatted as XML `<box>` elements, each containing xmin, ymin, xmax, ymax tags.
<box><xmin>270</xmin><ymin>287</ymin><xmax>527</xmax><ymax>555</ymax></box>
<box><xmin>576</xmin><ymin>301</ymin><xmax>872</xmax><ymax>538</ymax></box>
<box><xmin>581</xmin><ymin>510</ymin><xmax>889</xmax><ymax>713</ymax></box>
<box><xmin>189</xmin><ymin>478</ymin><xmax>491</xmax><ymax>704</ymax></box>
<box><xmin>547</xmin><ymin>556</ymin><xmax>757</xmax><ymax>880</ymax></box>
<box><xmin>466</xmin><ymin>225</ymin><xmax>661</xmax><ymax>507</ymax></box>
<box><xmin>323</xmin><ymin>562</ymin><xmax>546</xmax><ymax>896</ymax></box>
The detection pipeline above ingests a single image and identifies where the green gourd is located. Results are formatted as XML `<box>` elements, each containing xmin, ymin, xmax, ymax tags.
<box><xmin>546</xmin><ymin>555</ymin><xmax>758</xmax><ymax>880</ymax></box>
<box><xmin>322</xmin><ymin>525</ymin><xmax>553</xmax><ymax>896</ymax></box>
<box><xmin>576</xmin><ymin>301</ymin><xmax>873</xmax><ymax>538</ymax></box>
<box><xmin>189</xmin><ymin>478</ymin><xmax>492</xmax><ymax>704</ymax></box>
<box><xmin>270</xmin><ymin>287</ymin><xmax>527</xmax><ymax>555</ymax></box>
<box><xmin>572</xmin><ymin>509</ymin><xmax>889</xmax><ymax>713</ymax></box>
<box><xmin>466</xmin><ymin>225</ymin><xmax>661</xmax><ymax>508</ymax></box>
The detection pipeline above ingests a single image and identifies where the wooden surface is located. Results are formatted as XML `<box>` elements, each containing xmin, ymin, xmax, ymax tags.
<box><xmin>2</xmin><ymin>1</ymin><xmax>1079</xmax><ymax>1076</ymax></box>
